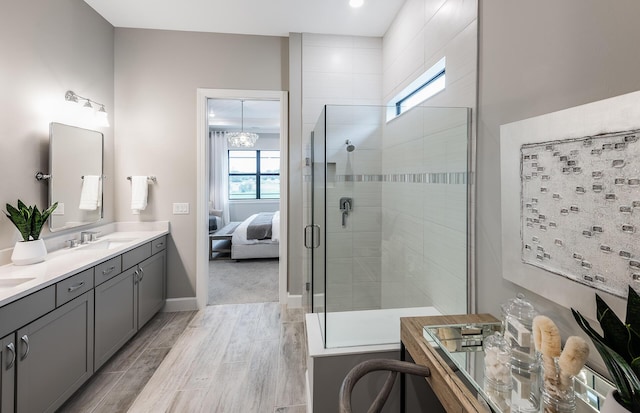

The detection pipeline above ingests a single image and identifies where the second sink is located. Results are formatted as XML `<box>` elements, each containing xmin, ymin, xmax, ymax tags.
<box><xmin>0</xmin><ymin>277</ymin><xmax>36</xmax><ymax>290</ymax></box>
<box><xmin>79</xmin><ymin>238</ymin><xmax>137</xmax><ymax>251</ymax></box>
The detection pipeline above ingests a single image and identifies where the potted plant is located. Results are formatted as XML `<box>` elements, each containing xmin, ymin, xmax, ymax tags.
<box><xmin>572</xmin><ymin>286</ymin><xmax>640</xmax><ymax>413</ymax></box>
<box><xmin>4</xmin><ymin>200</ymin><xmax>58</xmax><ymax>265</ymax></box>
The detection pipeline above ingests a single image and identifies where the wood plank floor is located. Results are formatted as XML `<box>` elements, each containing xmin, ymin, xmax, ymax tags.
<box><xmin>58</xmin><ymin>303</ymin><xmax>307</xmax><ymax>413</ymax></box>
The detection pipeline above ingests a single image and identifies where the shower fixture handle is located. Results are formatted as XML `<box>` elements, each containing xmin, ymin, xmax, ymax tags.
<box><xmin>340</xmin><ymin>197</ymin><xmax>353</xmax><ymax>228</ymax></box>
<box><xmin>339</xmin><ymin>197</ymin><xmax>352</xmax><ymax>212</ymax></box>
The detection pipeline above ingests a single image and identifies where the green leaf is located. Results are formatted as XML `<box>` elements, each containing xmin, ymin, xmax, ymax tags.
<box><xmin>4</xmin><ymin>200</ymin><xmax>57</xmax><ymax>241</ymax></box>
<box><xmin>30</xmin><ymin>205</ymin><xmax>43</xmax><ymax>240</ymax></box>
<box><xmin>573</xmin><ymin>309</ymin><xmax>640</xmax><ymax>410</ymax></box>
<box><xmin>597</xmin><ymin>294</ymin><xmax>631</xmax><ymax>361</ymax></box>
<box><xmin>625</xmin><ymin>287</ymin><xmax>640</xmax><ymax>361</ymax></box>
<box><xmin>5</xmin><ymin>203</ymin><xmax>29</xmax><ymax>241</ymax></box>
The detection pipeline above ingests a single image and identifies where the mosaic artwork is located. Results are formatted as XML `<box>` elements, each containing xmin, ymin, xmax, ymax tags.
<box><xmin>520</xmin><ymin>129</ymin><xmax>640</xmax><ymax>298</ymax></box>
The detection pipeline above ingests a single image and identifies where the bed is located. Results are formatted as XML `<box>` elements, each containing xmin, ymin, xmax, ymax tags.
<box><xmin>231</xmin><ymin>211</ymin><xmax>280</xmax><ymax>259</ymax></box>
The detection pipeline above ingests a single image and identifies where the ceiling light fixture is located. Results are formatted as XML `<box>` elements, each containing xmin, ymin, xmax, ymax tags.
<box><xmin>65</xmin><ymin>90</ymin><xmax>110</xmax><ymax>127</ymax></box>
<box><xmin>226</xmin><ymin>100</ymin><xmax>259</xmax><ymax>148</ymax></box>
<box><xmin>349</xmin><ymin>0</ymin><xmax>364</xmax><ymax>8</ymax></box>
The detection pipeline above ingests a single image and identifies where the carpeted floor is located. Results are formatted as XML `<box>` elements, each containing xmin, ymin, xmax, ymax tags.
<box><xmin>208</xmin><ymin>258</ymin><xmax>279</xmax><ymax>305</ymax></box>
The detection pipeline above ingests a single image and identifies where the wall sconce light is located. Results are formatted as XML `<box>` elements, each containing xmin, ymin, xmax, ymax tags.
<box><xmin>65</xmin><ymin>90</ymin><xmax>109</xmax><ymax>127</ymax></box>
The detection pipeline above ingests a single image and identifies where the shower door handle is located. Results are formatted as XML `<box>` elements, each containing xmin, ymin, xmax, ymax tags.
<box><xmin>304</xmin><ymin>225</ymin><xmax>321</xmax><ymax>249</ymax></box>
<box><xmin>304</xmin><ymin>225</ymin><xmax>313</xmax><ymax>249</ymax></box>
<box><xmin>312</xmin><ymin>225</ymin><xmax>320</xmax><ymax>248</ymax></box>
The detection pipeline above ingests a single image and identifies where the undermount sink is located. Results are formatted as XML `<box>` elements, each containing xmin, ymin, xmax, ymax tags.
<box><xmin>0</xmin><ymin>277</ymin><xmax>36</xmax><ymax>290</ymax></box>
<box><xmin>79</xmin><ymin>238</ymin><xmax>137</xmax><ymax>251</ymax></box>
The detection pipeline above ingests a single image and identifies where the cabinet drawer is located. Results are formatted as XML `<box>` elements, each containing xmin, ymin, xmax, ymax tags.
<box><xmin>94</xmin><ymin>256</ymin><xmax>122</xmax><ymax>286</ymax></box>
<box><xmin>0</xmin><ymin>286</ymin><xmax>55</xmax><ymax>338</ymax></box>
<box><xmin>56</xmin><ymin>268</ymin><xmax>94</xmax><ymax>306</ymax></box>
<box><xmin>122</xmin><ymin>242</ymin><xmax>151</xmax><ymax>270</ymax></box>
<box><xmin>151</xmin><ymin>236</ymin><xmax>167</xmax><ymax>255</ymax></box>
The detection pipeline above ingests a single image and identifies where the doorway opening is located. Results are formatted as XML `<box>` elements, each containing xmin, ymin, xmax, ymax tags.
<box><xmin>196</xmin><ymin>89</ymin><xmax>288</xmax><ymax>309</ymax></box>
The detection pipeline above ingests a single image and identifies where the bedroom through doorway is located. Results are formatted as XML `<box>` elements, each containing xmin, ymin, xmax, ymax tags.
<box><xmin>206</xmin><ymin>98</ymin><xmax>283</xmax><ymax>305</ymax></box>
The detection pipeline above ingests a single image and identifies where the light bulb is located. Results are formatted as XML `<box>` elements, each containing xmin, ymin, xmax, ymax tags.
<box><xmin>96</xmin><ymin>105</ymin><xmax>110</xmax><ymax>127</ymax></box>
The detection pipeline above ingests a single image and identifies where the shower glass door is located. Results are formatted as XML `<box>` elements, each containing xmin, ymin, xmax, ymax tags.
<box><xmin>311</xmin><ymin>106</ymin><xmax>327</xmax><ymax>345</ymax></box>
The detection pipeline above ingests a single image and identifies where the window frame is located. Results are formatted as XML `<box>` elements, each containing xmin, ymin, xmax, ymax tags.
<box><xmin>386</xmin><ymin>57</ymin><xmax>446</xmax><ymax>122</ymax></box>
<box><xmin>228</xmin><ymin>149</ymin><xmax>280</xmax><ymax>200</ymax></box>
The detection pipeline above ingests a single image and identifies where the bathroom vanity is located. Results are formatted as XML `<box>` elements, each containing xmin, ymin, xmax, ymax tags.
<box><xmin>0</xmin><ymin>224</ymin><xmax>168</xmax><ymax>413</ymax></box>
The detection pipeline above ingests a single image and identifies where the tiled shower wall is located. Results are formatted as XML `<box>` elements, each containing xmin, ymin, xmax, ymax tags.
<box><xmin>381</xmin><ymin>107</ymin><xmax>469</xmax><ymax>314</ymax></box>
<box><xmin>379</xmin><ymin>0</ymin><xmax>477</xmax><ymax>315</ymax></box>
<box><xmin>323</xmin><ymin>106</ymin><xmax>385</xmax><ymax>311</ymax></box>
<box><xmin>301</xmin><ymin>34</ymin><xmax>384</xmax><ymax>312</ymax></box>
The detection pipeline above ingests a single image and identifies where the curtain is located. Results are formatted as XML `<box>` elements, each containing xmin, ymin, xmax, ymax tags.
<box><xmin>210</xmin><ymin>131</ymin><xmax>230</xmax><ymax>225</ymax></box>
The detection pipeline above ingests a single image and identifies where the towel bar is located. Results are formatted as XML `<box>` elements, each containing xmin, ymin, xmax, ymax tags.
<box><xmin>127</xmin><ymin>176</ymin><xmax>157</xmax><ymax>182</ymax></box>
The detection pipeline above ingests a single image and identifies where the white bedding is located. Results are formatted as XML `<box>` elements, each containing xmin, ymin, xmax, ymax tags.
<box><xmin>232</xmin><ymin>211</ymin><xmax>280</xmax><ymax>246</ymax></box>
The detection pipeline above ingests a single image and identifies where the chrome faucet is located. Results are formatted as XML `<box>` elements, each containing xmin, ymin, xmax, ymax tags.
<box><xmin>80</xmin><ymin>231</ymin><xmax>99</xmax><ymax>244</ymax></box>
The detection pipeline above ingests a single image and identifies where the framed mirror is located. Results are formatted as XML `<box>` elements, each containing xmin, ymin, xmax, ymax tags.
<box><xmin>48</xmin><ymin>122</ymin><xmax>103</xmax><ymax>232</ymax></box>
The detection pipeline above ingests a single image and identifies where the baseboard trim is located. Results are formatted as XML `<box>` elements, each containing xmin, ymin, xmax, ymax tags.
<box><xmin>162</xmin><ymin>297</ymin><xmax>198</xmax><ymax>312</ymax></box>
<box><xmin>288</xmin><ymin>294</ymin><xmax>302</xmax><ymax>308</ymax></box>
<box><xmin>306</xmin><ymin>369</ymin><xmax>312</xmax><ymax>413</ymax></box>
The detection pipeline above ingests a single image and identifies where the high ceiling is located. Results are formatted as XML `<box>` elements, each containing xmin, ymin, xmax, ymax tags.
<box><xmin>84</xmin><ymin>0</ymin><xmax>406</xmax><ymax>38</ymax></box>
<box><xmin>83</xmin><ymin>0</ymin><xmax>406</xmax><ymax>131</ymax></box>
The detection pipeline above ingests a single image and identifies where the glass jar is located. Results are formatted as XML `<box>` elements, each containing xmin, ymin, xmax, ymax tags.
<box><xmin>542</xmin><ymin>381</ymin><xmax>576</xmax><ymax>413</ymax></box>
<box><xmin>510</xmin><ymin>358</ymin><xmax>541</xmax><ymax>413</ymax></box>
<box><xmin>501</xmin><ymin>293</ymin><xmax>538</xmax><ymax>368</ymax></box>
<box><xmin>483</xmin><ymin>332</ymin><xmax>512</xmax><ymax>387</ymax></box>
<box><xmin>541</xmin><ymin>357</ymin><xmax>576</xmax><ymax>413</ymax></box>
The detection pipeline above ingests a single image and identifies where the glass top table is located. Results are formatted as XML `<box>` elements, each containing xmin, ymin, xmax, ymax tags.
<box><xmin>422</xmin><ymin>322</ymin><xmax>612</xmax><ymax>413</ymax></box>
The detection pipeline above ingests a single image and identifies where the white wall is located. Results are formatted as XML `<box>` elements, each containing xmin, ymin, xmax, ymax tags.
<box><xmin>379</xmin><ymin>0</ymin><xmax>477</xmax><ymax>314</ymax></box>
<box><xmin>114</xmin><ymin>29</ymin><xmax>287</xmax><ymax>298</ymax></box>
<box><xmin>0</xmin><ymin>1</ymin><xmax>114</xmax><ymax>251</ymax></box>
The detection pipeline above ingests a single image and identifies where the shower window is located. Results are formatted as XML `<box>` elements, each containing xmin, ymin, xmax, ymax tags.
<box><xmin>386</xmin><ymin>57</ymin><xmax>446</xmax><ymax>121</ymax></box>
<box><xmin>228</xmin><ymin>150</ymin><xmax>280</xmax><ymax>199</ymax></box>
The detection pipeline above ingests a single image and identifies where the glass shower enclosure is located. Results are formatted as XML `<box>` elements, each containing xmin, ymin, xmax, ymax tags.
<box><xmin>305</xmin><ymin>104</ymin><xmax>471</xmax><ymax>349</ymax></box>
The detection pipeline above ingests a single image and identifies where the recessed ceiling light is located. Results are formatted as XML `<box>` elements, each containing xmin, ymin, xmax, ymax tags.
<box><xmin>349</xmin><ymin>0</ymin><xmax>364</xmax><ymax>8</ymax></box>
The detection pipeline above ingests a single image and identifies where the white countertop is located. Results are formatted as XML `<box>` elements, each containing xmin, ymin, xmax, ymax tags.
<box><xmin>0</xmin><ymin>221</ymin><xmax>170</xmax><ymax>307</ymax></box>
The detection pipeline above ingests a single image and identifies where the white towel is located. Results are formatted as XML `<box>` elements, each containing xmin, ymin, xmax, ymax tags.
<box><xmin>79</xmin><ymin>175</ymin><xmax>101</xmax><ymax>210</ymax></box>
<box><xmin>131</xmin><ymin>176</ymin><xmax>148</xmax><ymax>213</ymax></box>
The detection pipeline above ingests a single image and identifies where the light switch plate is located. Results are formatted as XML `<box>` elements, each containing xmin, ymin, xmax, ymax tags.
<box><xmin>172</xmin><ymin>202</ymin><xmax>190</xmax><ymax>214</ymax></box>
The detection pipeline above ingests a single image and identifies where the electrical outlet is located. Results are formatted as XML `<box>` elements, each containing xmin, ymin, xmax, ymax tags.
<box><xmin>172</xmin><ymin>203</ymin><xmax>190</xmax><ymax>214</ymax></box>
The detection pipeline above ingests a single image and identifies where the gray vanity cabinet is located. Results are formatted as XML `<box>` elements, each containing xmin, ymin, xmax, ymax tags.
<box><xmin>0</xmin><ymin>334</ymin><xmax>15</xmax><ymax>413</ymax></box>
<box><xmin>94</xmin><ymin>237</ymin><xmax>166</xmax><ymax>370</ymax></box>
<box><xmin>137</xmin><ymin>250</ymin><xmax>166</xmax><ymax>329</ymax></box>
<box><xmin>15</xmin><ymin>291</ymin><xmax>94</xmax><ymax>413</ymax></box>
<box><xmin>94</xmin><ymin>268</ymin><xmax>137</xmax><ymax>370</ymax></box>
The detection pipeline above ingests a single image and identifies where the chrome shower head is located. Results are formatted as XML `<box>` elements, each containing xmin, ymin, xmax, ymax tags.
<box><xmin>345</xmin><ymin>139</ymin><xmax>355</xmax><ymax>152</ymax></box>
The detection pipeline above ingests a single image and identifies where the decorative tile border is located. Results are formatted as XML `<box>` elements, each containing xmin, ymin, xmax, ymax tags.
<box><xmin>335</xmin><ymin>172</ymin><xmax>467</xmax><ymax>184</ymax></box>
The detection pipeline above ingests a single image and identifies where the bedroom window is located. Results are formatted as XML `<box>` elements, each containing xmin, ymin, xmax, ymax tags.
<box><xmin>228</xmin><ymin>150</ymin><xmax>280</xmax><ymax>199</ymax></box>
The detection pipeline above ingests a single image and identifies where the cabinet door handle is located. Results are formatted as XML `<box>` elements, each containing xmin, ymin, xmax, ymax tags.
<box><xmin>138</xmin><ymin>267</ymin><xmax>144</xmax><ymax>282</ymax></box>
<box><xmin>102</xmin><ymin>266</ymin><xmax>116</xmax><ymax>275</ymax></box>
<box><xmin>134</xmin><ymin>270</ymin><xmax>139</xmax><ymax>284</ymax></box>
<box><xmin>67</xmin><ymin>281</ymin><xmax>85</xmax><ymax>292</ymax></box>
<box><xmin>155</xmin><ymin>242</ymin><xmax>164</xmax><ymax>248</ymax></box>
<box><xmin>6</xmin><ymin>342</ymin><xmax>15</xmax><ymax>369</ymax></box>
<box><xmin>20</xmin><ymin>335</ymin><xmax>29</xmax><ymax>360</ymax></box>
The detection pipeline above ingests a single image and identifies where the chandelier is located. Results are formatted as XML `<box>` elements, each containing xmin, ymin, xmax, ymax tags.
<box><xmin>226</xmin><ymin>100</ymin><xmax>259</xmax><ymax>148</ymax></box>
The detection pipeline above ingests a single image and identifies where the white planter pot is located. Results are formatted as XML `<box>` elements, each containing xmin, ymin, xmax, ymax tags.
<box><xmin>601</xmin><ymin>389</ymin><xmax>631</xmax><ymax>413</ymax></box>
<box><xmin>11</xmin><ymin>239</ymin><xmax>47</xmax><ymax>266</ymax></box>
